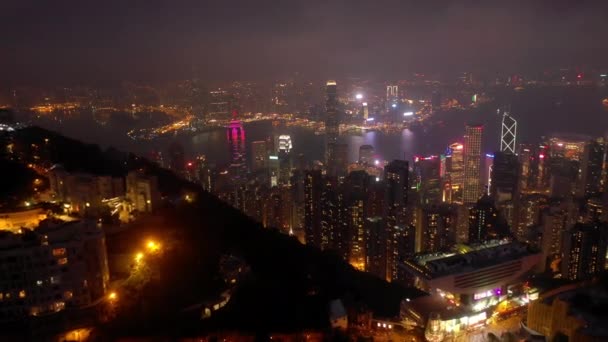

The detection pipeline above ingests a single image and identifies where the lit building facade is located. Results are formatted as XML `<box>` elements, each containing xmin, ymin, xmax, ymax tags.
<box><xmin>463</xmin><ymin>125</ymin><xmax>483</xmax><ymax>205</ymax></box>
<box><xmin>561</xmin><ymin>222</ymin><xmax>608</xmax><ymax>281</ymax></box>
<box><xmin>0</xmin><ymin>220</ymin><xmax>109</xmax><ymax>322</ymax></box>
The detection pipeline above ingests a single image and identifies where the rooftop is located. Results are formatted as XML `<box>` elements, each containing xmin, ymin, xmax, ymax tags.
<box><xmin>542</xmin><ymin>286</ymin><xmax>608</xmax><ymax>337</ymax></box>
<box><xmin>404</xmin><ymin>240</ymin><xmax>537</xmax><ymax>279</ymax></box>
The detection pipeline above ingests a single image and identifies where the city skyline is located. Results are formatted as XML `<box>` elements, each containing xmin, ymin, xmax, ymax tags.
<box><xmin>3</xmin><ymin>1</ymin><xmax>608</xmax><ymax>341</ymax></box>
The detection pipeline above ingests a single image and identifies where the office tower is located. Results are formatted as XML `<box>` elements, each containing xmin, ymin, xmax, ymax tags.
<box><xmin>304</xmin><ymin>170</ymin><xmax>323</xmax><ymax>248</ymax></box>
<box><xmin>548</xmin><ymin>136</ymin><xmax>588</xmax><ymax>161</ymax></box>
<box><xmin>227</xmin><ymin>117</ymin><xmax>246</xmax><ymax>183</ymax></box>
<box><xmin>463</xmin><ymin>124</ymin><xmax>483</xmax><ymax>205</ymax></box>
<box><xmin>384</xmin><ymin>160</ymin><xmax>410</xmax><ymax>282</ymax></box>
<box><xmin>386</xmin><ymin>85</ymin><xmax>399</xmax><ymax>110</ymax></box>
<box><xmin>327</xmin><ymin>142</ymin><xmax>348</xmax><ymax>177</ymax></box>
<box><xmin>561</xmin><ymin>222</ymin><xmax>608</xmax><ymax>281</ymax></box>
<box><xmin>518</xmin><ymin>143</ymin><xmax>550</xmax><ymax>193</ymax></box>
<box><xmin>468</xmin><ymin>195</ymin><xmax>499</xmax><ymax>243</ymax></box>
<box><xmin>362</xmin><ymin>102</ymin><xmax>369</xmax><ymax>121</ymax></box>
<box><xmin>500</xmin><ymin>111</ymin><xmax>517</xmax><ymax>154</ymax></box>
<box><xmin>415</xmin><ymin>204</ymin><xmax>456</xmax><ymax>253</ymax></box>
<box><xmin>483</xmin><ymin>153</ymin><xmax>494</xmax><ymax>195</ymax></box>
<box><xmin>268</xmin><ymin>154</ymin><xmax>280</xmax><ymax>187</ymax></box>
<box><xmin>413</xmin><ymin>155</ymin><xmax>442</xmax><ymax>205</ymax></box>
<box><xmin>549</xmin><ymin>158</ymin><xmax>579</xmax><ymax>198</ymax></box>
<box><xmin>207</xmin><ymin>89</ymin><xmax>232</xmax><ymax>121</ymax></box>
<box><xmin>359</xmin><ymin>145</ymin><xmax>374</xmax><ymax>165</ymax></box>
<box><xmin>325</xmin><ymin>80</ymin><xmax>339</xmax><ymax>162</ymax></box>
<box><xmin>365</xmin><ymin>217</ymin><xmax>387</xmax><ymax>279</ymax></box>
<box><xmin>490</xmin><ymin>151</ymin><xmax>519</xmax><ymax>203</ymax></box>
<box><xmin>577</xmin><ymin>138</ymin><xmax>605</xmax><ymax>197</ymax></box>
<box><xmin>446</xmin><ymin>143</ymin><xmax>464</xmax><ymax>203</ymax></box>
<box><xmin>277</xmin><ymin>135</ymin><xmax>293</xmax><ymax>186</ymax></box>
<box><xmin>251</xmin><ymin>140</ymin><xmax>268</xmax><ymax>172</ymax></box>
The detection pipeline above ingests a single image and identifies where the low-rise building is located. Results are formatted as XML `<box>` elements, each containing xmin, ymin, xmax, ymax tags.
<box><xmin>526</xmin><ymin>285</ymin><xmax>608</xmax><ymax>341</ymax></box>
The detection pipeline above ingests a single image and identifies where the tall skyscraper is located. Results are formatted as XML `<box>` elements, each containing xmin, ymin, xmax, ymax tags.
<box><xmin>304</xmin><ymin>170</ymin><xmax>323</xmax><ymax>248</ymax></box>
<box><xmin>468</xmin><ymin>195</ymin><xmax>499</xmax><ymax>243</ymax></box>
<box><xmin>415</xmin><ymin>204</ymin><xmax>456</xmax><ymax>253</ymax></box>
<box><xmin>251</xmin><ymin>140</ymin><xmax>268</xmax><ymax>172</ymax></box>
<box><xmin>327</xmin><ymin>142</ymin><xmax>348</xmax><ymax>177</ymax></box>
<box><xmin>561</xmin><ymin>222</ymin><xmax>608</xmax><ymax>281</ymax></box>
<box><xmin>227</xmin><ymin>117</ymin><xmax>246</xmax><ymax>183</ymax></box>
<box><xmin>577</xmin><ymin>138</ymin><xmax>605</xmax><ymax>197</ymax></box>
<box><xmin>365</xmin><ymin>217</ymin><xmax>387</xmax><ymax>279</ymax></box>
<box><xmin>359</xmin><ymin>145</ymin><xmax>374</xmax><ymax>165</ymax></box>
<box><xmin>277</xmin><ymin>135</ymin><xmax>293</xmax><ymax>186</ymax></box>
<box><xmin>463</xmin><ymin>124</ymin><xmax>483</xmax><ymax>205</ymax></box>
<box><xmin>384</xmin><ymin>160</ymin><xmax>410</xmax><ymax>282</ymax></box>
<box><xmin>446</xmin><ymin>142</ymin><xmax>464</xmax><ymax>203</ymax></box>
<box><xmin>413</xmin><ymin>155</ymin><xmax>442</xmax><ymax>205</ymax></box>
<box><xmin>500</xmin><ymin>111</ymin><xmax>517</xmax><ymax>154</ymax></box>
<box><xmin>386</xmin><ymin>85</ymin><xmax>399</xmax><ymax>110</ymax></box>
<box><xmin>490</xmin><ymin>151</ymin><xmax>519</xmax><ymax>203</ymax></box>
<box><xmin>345</xmin><ymin>171</ymin><xmax>371</xmax><ymax>270</ymax></box>
<box><xmin>325</xmin><ymin>80</ymin><xmax>339</xmax><ymax>161</ymax></box>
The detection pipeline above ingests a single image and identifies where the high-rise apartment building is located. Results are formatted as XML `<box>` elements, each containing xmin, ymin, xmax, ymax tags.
<box><xmin>577</xmin><ymin>138</ymin><xmax>605</xmax><ymax>197</ymax></box>
<box><xmin>561</xmin><ymin>222</ymin><xmax>608</xmax><ymax>281</ymax></box>
<box><xmin>384</xmin><ymin>160</ymin><xmax>410</xmax><ymax>282</ymax></box>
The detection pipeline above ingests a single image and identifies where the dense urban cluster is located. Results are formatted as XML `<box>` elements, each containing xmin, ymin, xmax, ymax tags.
<box><xmin>2</xmin><ymin>69</ymin><xmax>608</xmax><ymax>342</ymax></box>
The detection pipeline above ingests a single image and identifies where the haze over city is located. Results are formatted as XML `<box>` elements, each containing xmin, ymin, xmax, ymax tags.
<box><xmin>2</xmin><ymin>1</ymin><xmax>608</xmax><ymax>342</ymax></box>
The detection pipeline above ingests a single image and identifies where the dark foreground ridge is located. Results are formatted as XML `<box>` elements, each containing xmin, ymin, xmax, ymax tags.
<box><xmin>6</xmin><ymin>126</ymin><xmax>423</xmax><ymax>338</ymax></box>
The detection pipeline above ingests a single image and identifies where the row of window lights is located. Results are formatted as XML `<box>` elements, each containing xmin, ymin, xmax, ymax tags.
<box><xmin>377</xmin><ymin>322</ymin><xmax>393</xmax><ymax>329</ymax></box>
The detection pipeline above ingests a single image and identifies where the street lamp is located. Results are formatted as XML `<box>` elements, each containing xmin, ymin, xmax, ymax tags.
<box><xmin>135</xmin><ymin>252</ymin><xmax>144</xmax><ymax>263</ymax></box>
<box><xmin>146</xmin><ymin>240</ymin><xmax>160</xmax><ymax>253</ymax></box>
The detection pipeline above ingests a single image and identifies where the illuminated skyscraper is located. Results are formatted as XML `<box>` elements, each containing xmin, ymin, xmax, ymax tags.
<box><xmin>446</xmin><ymin>142</ymin><xmax>464</xmax><ymax>203</ymax></box>
<box><xmin>577</xmin><ymin>138</ymin><xmax>605</xmax><ymax>197</ymax></box>
<box><xmin>251</xmin><ymin>140</ymin><xmax>268</xmax><ymax>172</ymax></box>
<box><xmin>359</xmin><ymin>145</ymin><xmax>374</xmax><ymax>165</ymax></box>
<box><xmin>490</xmin><ymin>151</ymin><xmax>519</xmax><ymax>203</ymax></box>
<box><xmin>415</xmin><ymin>204</ymin><xmax>456</xmax><ymax>253</ymax></box>
<box><xmin>500</xmin><ymin>111</ymin><xmax>517</xmax><ymax>154</ymax></box>
<box><xmin>463</xmin><ymin>124</ymin><xmax>483</xmax><ymax>205</ymax></box>
<box><xmin>384</xmin><ymin>160</ymin><xmax>411</xmax><ymax>282</ymax></box>
<box><xmin>227</xmin><ymin>116</ymin><xmax>246</xmax><ymax>183</ymax></box>
<box><xmin>325</xmin><ymin>80</ymin><xmax>339</xmax><ymax>160</ymax></box>
<box><xmin>277</xmin><ymin>135</ymin><xmax>293</xmax><ymax>186</ymax></box>
<box><xmin>386</xmin><ymin>85</ymin><xmax>399</xmax><ymax>110</ymax></box>
<box><xmin>413</xmin><ymin>155</ymin><xmax>442</xmax><ymax>205</ymax></box>
<box><xmin>365</xmin><ymin>217</ymin><xmax>387</xmax><ymax>279</ymax></box>
<box><xmin>561</xmin><ymin>222</ymin><xmax>608</xmax><ymax>281</ymax></box>
<box><xmin>468</xmin><ymin>195</ymin><xmax>499</xmax><ymax>243</ymax></box>
<box><xmin>304</xmin><ymin>170</ymin><xmax>323</xmax><ymax>248</ymax></box>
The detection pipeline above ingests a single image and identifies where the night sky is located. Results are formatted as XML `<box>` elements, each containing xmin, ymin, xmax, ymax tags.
<box><xmin>3</xmin><ymin>0</ymin><xmax>608</xmax><ymax>83</ymax></box>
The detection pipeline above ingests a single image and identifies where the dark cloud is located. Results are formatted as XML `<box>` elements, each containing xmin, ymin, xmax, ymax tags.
<box><xmin>2</xmin><ymin>0</ymin><xmax>607</xmax><ymax>84</ymax></box>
